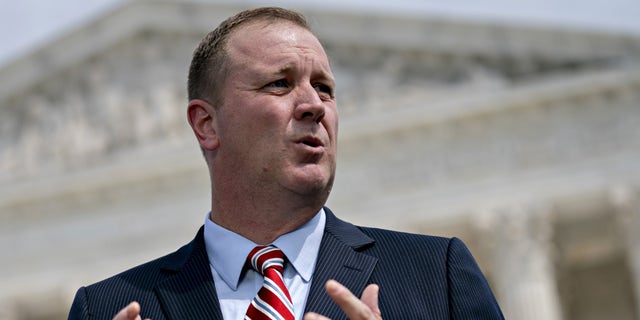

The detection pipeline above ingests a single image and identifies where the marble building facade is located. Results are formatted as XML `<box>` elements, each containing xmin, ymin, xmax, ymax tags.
<box><xmin>1</xmin><ymin>1</ymin><xmax>639</xmax><ymax>319</ymax></box>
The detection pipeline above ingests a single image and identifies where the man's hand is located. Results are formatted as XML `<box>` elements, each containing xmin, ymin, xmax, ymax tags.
<box><xmin>112</xmin><ymin>280</ymin><xmax>379</xmax><ymax>320</ymax></box>
<box><xmin>304</xmin><ymin>279</ymin><xmax>382</xmax><ymax>320</ymax></box>
<box><xmin>112</xmin><ymin>301</ymin><xmax>149</xmax><ymax>320</ymax></box>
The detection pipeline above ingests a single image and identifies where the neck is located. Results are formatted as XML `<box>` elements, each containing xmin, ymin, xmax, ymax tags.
<box><xmin>210</xmin><ymin>200</ymin><xmax>322</xmax><ymax>245</ymax></box>
<box><xmin>206</xmin><ymin>153</ymin><xmax>332</xmax><ymax>244</ymax></box>
<box><xmin>209</xmin><ymin>181</ymin><xmax>327</xmax><ymax>245</ymax></box>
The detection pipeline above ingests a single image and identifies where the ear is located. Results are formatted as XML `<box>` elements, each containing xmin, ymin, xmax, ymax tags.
<box><xmin>187</xmin><ymin>99</ymin><xmax>220</xmax><ymax>151</ymax></box>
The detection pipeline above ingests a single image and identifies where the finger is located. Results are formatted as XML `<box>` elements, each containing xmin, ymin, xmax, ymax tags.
<box><xmin>361</xmin><ymin>284</ymin><xmax>381</xmax><ymax>317</ymax></box>
<box><xmin>303</xmin><ymin>311</ymin><xmax>331</xmax><ymax>320</ymax></box>
<box><xmin>325</xmin><ymin>279</ymin><xmax>379</xmax><ymax>319</ymax></box>
<box><xmin>112</xmin><ymin>301</ymin><xmax>142</xmax><ymax>320</ymax></box>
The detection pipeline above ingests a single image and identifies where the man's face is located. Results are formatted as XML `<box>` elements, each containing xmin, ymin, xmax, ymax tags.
<box><xmin>213</xmin><ymin>21</ymin><xmax>338</xmax><ymax>199</ymax></box>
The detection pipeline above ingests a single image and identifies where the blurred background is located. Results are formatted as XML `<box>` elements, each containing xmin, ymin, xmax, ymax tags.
<box><xmin>1</xmin><ymin>0</ymin><xmax>639</xmax><ymax>319</ymax></box>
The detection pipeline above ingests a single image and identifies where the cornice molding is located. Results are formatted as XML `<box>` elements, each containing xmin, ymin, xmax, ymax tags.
<box><xmin>1</xmin><ymin>0</ymin><xmax>639</xmax><ymax>102</ymax></box>
<box><xmin>339</xmin><ymin>67</ymin><xmax>640</xmax><ymax>142</ymax></box>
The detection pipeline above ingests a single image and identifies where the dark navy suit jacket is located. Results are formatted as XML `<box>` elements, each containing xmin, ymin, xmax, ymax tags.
<box><xmin>69</xmin><ymin>208</ymin><xmax>504</xmax><ymax>319</ymax></box>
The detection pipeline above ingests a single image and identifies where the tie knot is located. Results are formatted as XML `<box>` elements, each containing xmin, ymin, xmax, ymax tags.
<box><xmin>247</xmin><ymin>245</ymin><xmax>285</xmax><ymax>275</ymax></box>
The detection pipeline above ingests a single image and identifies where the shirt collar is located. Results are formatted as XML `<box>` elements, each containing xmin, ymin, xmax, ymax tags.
<box><xmin>204</xmin><ymin>209</ymin><xmax>326</xmax><ymax>290</ymax></box>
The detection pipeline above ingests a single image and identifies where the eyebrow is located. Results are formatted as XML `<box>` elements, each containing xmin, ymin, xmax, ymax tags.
<box><xmin>256</xmin><ymin>60</ymin><xmax>335</xmax><ymax>85</ymax></box>
<box><xmin>275</xmin><ymin>63</ymin><xmax>294</xmax><ymax>75</ymax></box>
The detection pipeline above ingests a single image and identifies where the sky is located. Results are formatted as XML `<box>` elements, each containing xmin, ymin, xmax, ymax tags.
<box><xmin>1</xmin><ymin>0</ymin><xmax>639</xmax><ymax>67</ymax></box>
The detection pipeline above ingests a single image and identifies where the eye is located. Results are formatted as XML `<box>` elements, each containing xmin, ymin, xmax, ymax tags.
<box><xmin>266</xmin><ymin>79</ymin><xmax>289</xmax><ymax>88</ymax></box>
<box><xmin>313</xmin><ymin>83</ymin><xmax>334</xmax><ymax>100</ymax></box>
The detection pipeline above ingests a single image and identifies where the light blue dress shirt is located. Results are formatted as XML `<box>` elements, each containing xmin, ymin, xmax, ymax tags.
<box><xmin>204</xmin><ymin>209</ymin><xmax>326</xmax><ymax>319</ymax></box>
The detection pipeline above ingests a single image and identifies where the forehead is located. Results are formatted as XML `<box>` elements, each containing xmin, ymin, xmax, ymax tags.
<box><xmin>225</xmin><ymin>20</ymin><xmax>330</xmax><ymax>69</ymax></box>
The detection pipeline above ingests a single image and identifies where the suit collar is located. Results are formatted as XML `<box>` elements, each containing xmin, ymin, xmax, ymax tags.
<box><xmin>304</xmin><ymin>207</ymin><xmax>378</xmax><ymax>319</ymax></box>
<box><xmin>322</xmin><ymin>207</ymin><xmax>375</xmax><ymax>249</ymax></box>
<box><xmin>155</xmin><ymin>226</ymin><xmax>224</xmax><ymax>320</ymax></box>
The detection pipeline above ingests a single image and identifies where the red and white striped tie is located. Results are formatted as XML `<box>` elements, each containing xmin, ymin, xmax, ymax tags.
<box><xmin>245</xmin><ymin>246</ymin><xmax>295</xmax><ymax>320</ymax></box>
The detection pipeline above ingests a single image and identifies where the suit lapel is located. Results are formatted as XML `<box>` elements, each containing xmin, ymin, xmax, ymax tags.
<box><xmin>304</xmin><ymin>208</ymin><xmax>378</xmax><ymax>319</ymax></box>
<box><xmin>154</xmin><ymin>227</ymin><xmax>224</xmax><ymax>320</ymax></box>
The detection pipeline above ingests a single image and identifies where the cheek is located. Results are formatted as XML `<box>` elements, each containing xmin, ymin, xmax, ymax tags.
<box><xmin>325</xmin><ymin>113</ymin><xmax>339</xmax><ymax>141</ymax></box>
<box><xmin>252</xmin><ymin>100</ymin><xmax>293</xmax><ymax>129</ymax></box>
<box><xmin>227</xmin><ymin>102</ymin><xmax>284</xmax><ymax>135</ymax></box>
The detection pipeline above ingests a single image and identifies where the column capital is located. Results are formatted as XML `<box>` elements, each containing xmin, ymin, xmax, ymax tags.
<box><xmin>478</xmin><ymin>202</ymin><xmax>562</xmax><ymax>320</ymax></box>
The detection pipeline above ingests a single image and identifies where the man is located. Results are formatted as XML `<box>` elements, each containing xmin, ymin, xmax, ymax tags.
<box><xmin>68</xmin><ymin>7</ymin><xmax>504</xmax><ymax>320</ymax></box>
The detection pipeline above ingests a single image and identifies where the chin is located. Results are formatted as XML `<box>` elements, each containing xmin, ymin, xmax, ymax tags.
<box><xmin>294</xmin><ymin>178</ymin><xmax>330</xmax><ymax>195</ymax></box>
<box><xmin>288</xmin><ymin>173</ymin><xmax>333</xmax><ymax>197</ymax></box>
<box><xmin>281</xmin><ymin>162</ymin><xmax>334</xmax><ymax>194</ymax></box>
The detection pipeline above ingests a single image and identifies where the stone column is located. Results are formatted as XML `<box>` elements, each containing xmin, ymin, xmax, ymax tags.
<box><xmin>476</xmin><ymin>203</ymin><xmax>563</xmax><ymax>320</ymax></box>
<box><xmin>611</xmin><ymin>186</ymin><xmax>640</xmax><ymax>318</ymax></box>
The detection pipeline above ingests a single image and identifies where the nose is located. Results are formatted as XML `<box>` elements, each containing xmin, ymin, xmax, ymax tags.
<box><xmin>294</xmin><ymin>84</ymin><xmax>325</xmax><ymax>123</ymax></box>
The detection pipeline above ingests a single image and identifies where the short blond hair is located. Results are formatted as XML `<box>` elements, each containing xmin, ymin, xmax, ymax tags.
<box><xmin>187</xmin><ymin>7</ymin><xmax>310</xmax><ymax>105</ymax></box>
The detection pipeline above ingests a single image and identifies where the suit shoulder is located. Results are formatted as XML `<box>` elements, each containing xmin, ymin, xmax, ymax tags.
<box><xmin>358</xmin><ymin>227</ymin><xmax>481</xmax><ymax>267</ymax></box>
<box><xmin>84</xmin><ymin>232</ymin><xmax>198</xmax><ymax>294</ymax></box>
<box><xmin>359</xmin><ymin>225</ymin><xmax>451</xmax><ymax>247</ymax></box>
<box><xmin>356</xmin><ymin>226</ymin><xmax>457</xmax><ymax>259</ymax></box>
<box><xmin>69</xmin><ymin>229</ymin><xmax>205</xmax><ymax>319</ymax></box>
